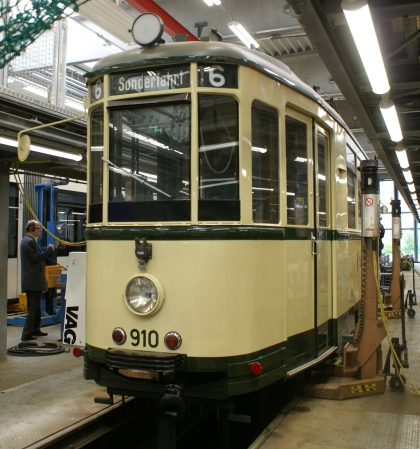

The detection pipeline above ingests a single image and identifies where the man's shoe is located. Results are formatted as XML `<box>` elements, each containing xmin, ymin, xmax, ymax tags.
<box><xmin>35</xmin><ymin>331</ymin><xmax>48</xmax><ymax>337</ymax></box>
<box><xmin>21</xmin><ymin>335</ymin><xmax>37</xmax><ymax>341</ymax></box>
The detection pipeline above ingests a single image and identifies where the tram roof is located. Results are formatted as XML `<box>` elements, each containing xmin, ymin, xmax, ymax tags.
<box><xmin>87</xmin><ymin>41</ymin><xmax>365</xmax><ymax>157</ymax></box>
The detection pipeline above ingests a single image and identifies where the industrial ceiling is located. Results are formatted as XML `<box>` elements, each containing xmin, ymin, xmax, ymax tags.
<box><xmin>0</xmin><ymin>0</ymin><xmax>419</xmax><ymax>218</ymax></box>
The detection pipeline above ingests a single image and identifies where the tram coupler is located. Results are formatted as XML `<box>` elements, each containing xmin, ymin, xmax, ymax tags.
<box><xmin>157</xmin><ymin>384</ymin><xmax>186</xmax><ymax>449</ymax></box>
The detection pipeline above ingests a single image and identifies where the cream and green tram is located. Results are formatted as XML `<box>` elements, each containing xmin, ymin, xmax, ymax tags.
<box><xmin>83</xmin><ymin>38</ymin><xmax>366</xmax><ymax>403</ymax></box>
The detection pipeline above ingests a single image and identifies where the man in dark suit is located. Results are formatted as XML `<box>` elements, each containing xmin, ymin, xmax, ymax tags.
<box><xmin>21</xmin><ymin>220</ymin><xmax>54</xmax><ymax>341</ymax></box>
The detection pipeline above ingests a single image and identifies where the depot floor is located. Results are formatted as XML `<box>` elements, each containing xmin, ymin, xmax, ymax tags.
<box><xmin>1</xmin><ymin>323</ymin><xmax>81</xmax><ymax>391</ymax></box>
<box><xmin>251</xmin><ymin>266</ymin><xmax>420</xmax><ymax>449</ymax></box>
<box><xmin>0</xmin><ymin>323</ymin><xmax>116</xmax><ymax>449</ymax></box>
<box><xmin>1</xmin><ymin>267</ymin><xmax>420</xmax><ymax>449</ymax></box>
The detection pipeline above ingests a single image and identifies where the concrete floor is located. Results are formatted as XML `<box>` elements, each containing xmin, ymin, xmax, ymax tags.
<box><xmin>1</xmin><ymin>323</ymin><xmax>82</xmax><ymax>391</ymax></box>
<box><xmin>0</xmin><ymin>323</ymin><xmax>114</xmax><ymax>449</ymax></box>
<box><xmin>253</xmin><ymin>264</ymin><xmax>420</xmax><ymax>449</ymax></box>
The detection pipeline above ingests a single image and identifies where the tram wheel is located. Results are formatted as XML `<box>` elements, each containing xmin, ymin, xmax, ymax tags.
<box><xmin>407</xmin><ymin>308</ymin><xmax>416</xmax><ymax>318</ymax></box>
<box><xmin>389</xmin><ymin>375</ymin><xmax>405</xmax><ymax>392</ymax></box>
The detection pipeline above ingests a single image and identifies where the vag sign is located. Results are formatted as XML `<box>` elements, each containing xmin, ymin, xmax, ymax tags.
<box><xmin>63</xmin><ymin>306</ymin><xmax>79</xmax><ymax>345</ymax></box>
<box><xmin>61</xmin><ymin>253</ymin><xmax>86</xmax><ymax>347</ymax></box>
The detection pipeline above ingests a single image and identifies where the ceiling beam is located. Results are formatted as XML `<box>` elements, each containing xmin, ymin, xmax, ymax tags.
<box><xmin>371</xmin><ymin>1</ymin><xmax>420</xmax><ymax>22</ymax></box>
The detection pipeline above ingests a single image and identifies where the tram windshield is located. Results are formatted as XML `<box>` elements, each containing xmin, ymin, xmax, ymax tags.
<box><xmin>108</xmin><ymin>101</ymin><xmax>191</xmax><ymax>221</ymax></box>
<box><xmin>198</xmin><ymin>94</ymin><xmax>239</xmax><ymax>221</ymax></box>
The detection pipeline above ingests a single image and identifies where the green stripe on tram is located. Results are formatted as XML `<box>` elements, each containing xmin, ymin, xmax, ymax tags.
<box><xmin>85</xmin><ymin>226</ymin><xmax>360</xmax><ymax>241</ymax></box>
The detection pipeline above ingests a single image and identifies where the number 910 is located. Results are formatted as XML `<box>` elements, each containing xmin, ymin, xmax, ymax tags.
<box><xmin>130</xmin><ymin>329</ymin><xmax>159</xmax><ymax>348</ymax></box>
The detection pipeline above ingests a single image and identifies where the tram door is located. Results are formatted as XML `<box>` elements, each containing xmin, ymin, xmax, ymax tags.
<box><xmin>313</xmin><ymin>125</ymin><xmax>332</xmax><ymax>355</ymax></box>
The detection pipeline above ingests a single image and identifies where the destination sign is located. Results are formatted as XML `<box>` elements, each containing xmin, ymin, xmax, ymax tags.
<box><xmin>197</xmin><ymin>64</ymin><xmax>238</xmax><ymax>88</ymax></box>
<box><xmin>110</xmin><ymin>65</ymin><xmax>190</xmax><ymax>95</ymax></box>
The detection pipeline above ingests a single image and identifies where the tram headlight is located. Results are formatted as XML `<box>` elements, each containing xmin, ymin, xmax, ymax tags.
<box><xmin>124</xmin><ymin>274</ymin><xmax>164</xmax><ymax>316</ymax></box>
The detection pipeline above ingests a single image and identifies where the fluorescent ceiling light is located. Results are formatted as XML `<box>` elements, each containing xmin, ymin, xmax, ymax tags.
<box><xmin>409</xmin><ymin>184</ymin><xmax>416</xmax><ymax>194</ymax></box>
<box><xmin>395</xmin><ymin>148</ymin><xmax>409</xmax><ymax>170</ymax></box>
<box><xmin>0</xmin><ymin>136</ymin><xmax>82</xmax><ymax>161</ymax></box>
<box><xmin>199</xmin><ymin>180</ymin><xmax>237</xmax><ymax>190</ymax></box>
<box><xmin>403</xmin><ymin>170</ymin><xmax>413</xmax><ymax>184</ymax></box>
<box><xmin>411</xmin><ymin>193</ymin><xmax>418</xmax><ymax>201</ymax></box>
<box><xmin>202</xmin><ymin>0</ymin><xmax>221</xmax><ymax>4</ymax></box>
<box><xmin>32</xmin><ymin>145</ymin><xmax>82</xmax><ymax>161</ymax></box>
<box><xmin>380</xmin><ymin>100</ymin><xmax>403</xmax><ymax>142</ymax></box>
<box><xmin>228</xmin><ymin>21</ymin><xmax>259</xmax><ymax>49</ymax></box>
<box><xmin>342</xmin><ymin>0</ymin><xmax>389</xmax><ymax>94</ymax></box>
<box><xmin>251</xmin><ymin>146</ymin><xmax>267</xmax><ymax>153</ymax></box>
<box><xmin>199</xmin><ymin>141</ymin><xmax>239</xmax><ymax>152</ymax></box>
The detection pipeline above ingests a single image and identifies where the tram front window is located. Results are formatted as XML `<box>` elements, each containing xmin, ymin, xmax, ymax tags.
<box><xmin>198</xmin><ymin>94</ymin><xmax>239</xmax><ymax>221</ymax></box>
<box><xmin>108</xmin><ymin>102</ymin><xmax>191</xmax><ymax>222</ymax></box>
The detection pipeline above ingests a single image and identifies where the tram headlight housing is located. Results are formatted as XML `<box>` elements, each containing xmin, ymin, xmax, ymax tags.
<box><xmin>124</xmin><ymin>274</ymin><xmax>164</xmax><ymax>316</ymax></box>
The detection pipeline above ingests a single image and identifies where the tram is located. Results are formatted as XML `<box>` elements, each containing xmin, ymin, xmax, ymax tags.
<box><xmin>82</xmin><ymin>14</ymin><xmax>366</xmax><ymax>406</ymax></box>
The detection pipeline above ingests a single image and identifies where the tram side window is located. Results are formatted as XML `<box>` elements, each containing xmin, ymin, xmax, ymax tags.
<box><xmin>8</xmin><ymin>183</ymin><xmax>18</xmax><ymax>258</ymax></box>
<box><xmin>251</xmin><ymin>101</ymin><xmax>279</xmax><ymax>224</ymax></box>
<box><xmin>346</xmin><ymin>146</ymin><xmax>357</xmax><ymax>229</ymax></box>
<box><xmin>108</xmin><ymin>102</ymin><xmax>191</xmax><ymax>222</ymax></box>
<box><xmin>286</xmin><ymin>116</ymin><xmax>308</xmax><ymax>225</ymax></box>
<box><xmin>89</xmin><ymin>106</ymin><xmax>104</xmax><ymax>223</ymax></box>
<box><xmin>317</xmin><ymin>130</ymin><xmax>329</xmax><ymax>227</ymax></box>
<box><xmin>198</xmin><ymin>94</ymin><xmax>239</xmax><ymax>221</ymax></box>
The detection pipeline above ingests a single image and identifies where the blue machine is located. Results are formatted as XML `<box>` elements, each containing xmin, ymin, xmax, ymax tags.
<box><xmin>7</xmin><ymin>183</ymin><xmax>67</xmax><ymax>328</ymax></box>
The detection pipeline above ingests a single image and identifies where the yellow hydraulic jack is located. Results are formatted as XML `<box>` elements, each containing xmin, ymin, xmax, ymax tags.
<box><xmin>305</xmin><ymin>160</ymin><xmax>385</xmax><ymax>399</ymax></box>
<box><xmin>7</xmin><ymin>293</ymin><xmax>27</xmax><ymax>312</ymax></box>
<box><xmin>382</xmin><ymin>199</ymin><xmax>403</xmax><ymax>319</ymax></box>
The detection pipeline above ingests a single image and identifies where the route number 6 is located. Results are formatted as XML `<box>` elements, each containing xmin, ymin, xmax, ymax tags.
<box><xmin>208</xmin><ymin>66</ymin><xmax>226</xmax><ymax>87</ymax></box>
<box><xmin>94</xmin><ymin>80</ymin><xmax>102</xmax><ymax>100</ymax></box>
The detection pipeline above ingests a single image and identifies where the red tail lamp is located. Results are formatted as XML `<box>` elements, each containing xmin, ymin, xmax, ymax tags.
<box><xmin>164</xmin><ymin>332</ymin><xmax>182</xmax><ymax>350</ymax></box>
<box><xmin>250</xmin><ymin>362</ymin><xmax>263</xmax><ymax>375</ymax></box>
<box><xmin>73</xmin><ymin>347</ymin><xmax>83</xmax><ymax>358</ymax></box>
<box><xmin>112</xmin><ymin>327</ymin><xmax>127</xmax><ymax>345</ymax></box>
